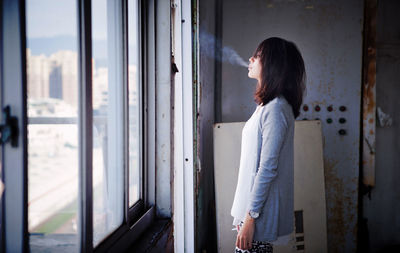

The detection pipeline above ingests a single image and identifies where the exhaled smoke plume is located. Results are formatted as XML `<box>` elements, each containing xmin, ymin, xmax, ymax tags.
<box><xmin>222</xmin><ymin>46</ymin><xmax>248</xmax><ymax>67</ymax></box>
<box><xmin>200</xmin><ymin>30</ymin><xmax>248</xmax><ymax>68</ymax></box>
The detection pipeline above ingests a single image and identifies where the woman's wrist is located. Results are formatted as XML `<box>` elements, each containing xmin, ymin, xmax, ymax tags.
<box><xmin>245</xmin><ymin>212</ymin><xmax>255</xmax><ymax>223</ymax></box>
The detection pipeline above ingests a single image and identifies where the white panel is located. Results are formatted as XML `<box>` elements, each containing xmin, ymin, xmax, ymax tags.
<box><xmin>293</xmin><ymin>120</ymin><xmax>328</xmax><ymax>253</ymax></box>
<box><xmin>181</xmin><ymin>0</ymin><xmax>195</xmax><ymax>252</ymax></box>
<box><xmin>213</xmin><ymin>122</ymin><xmax>245</xmax><ymax>252</ymax></box>
<box><xmin>155</xmin><ymin>0</ymin><xmax>172</xmax><ymax>218</ymax></box>
<box><xmin>172</xmin><ymin>0</ymin><xmax>195</xmax><ymax>252</ymax></box>
<box><xmin>213</xmin><ymin>121</ymin><xmax>328</xmax><ymax>253</ymax></box>
<box><xmin>172</xmin><ymin>0</ymin><xmax>185</xmax><ymax>251</ymax></box>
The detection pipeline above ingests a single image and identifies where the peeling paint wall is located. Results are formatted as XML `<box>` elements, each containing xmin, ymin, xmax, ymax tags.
<box><xmin>361</xmin><ymin>0</ymin><xmax>377</xmax><ymax>188</ymax></box>
<box><xmin>362</xmin><ymin>0</ymin><xmax>400</xmax><ymax>252</ymax></box>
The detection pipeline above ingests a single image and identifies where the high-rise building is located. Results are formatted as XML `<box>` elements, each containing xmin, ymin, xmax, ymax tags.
<box><xmin>26</xmin><ymin>49</ymin><xmax>50</xmax><ymax>99</ymax></box>
<box><xmin>50</xmin><ymin>50</ymin><xmax>78</xmax><ymax>108</ymax></box>
<box><xmin>49</xmin><ymin>63</ymin><xmax>62</xmax><ymax>100</ymax></box>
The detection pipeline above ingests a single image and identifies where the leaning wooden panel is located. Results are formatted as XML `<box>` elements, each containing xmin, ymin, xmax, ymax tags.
<box><xmin>213</xmin><ymin>120</ymin><xmax>327</xmax><ymax>253</ymax></box>
<box><xmin>213</xmin><ymin>122</ymin><xmax>245</xmax><ymax>253</ymax></box>
<box><xmin>292</xmin><ymin>120</ymin><xmax>328</xmax><ymax>252</ymax></box>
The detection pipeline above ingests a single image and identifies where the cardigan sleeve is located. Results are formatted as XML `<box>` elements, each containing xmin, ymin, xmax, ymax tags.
<box><xmin>246</xmin><ymin>102</ymin><xmax>288</xmax><ymax>214</ymax></box>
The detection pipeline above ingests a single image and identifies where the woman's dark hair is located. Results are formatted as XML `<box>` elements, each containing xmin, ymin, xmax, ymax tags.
<box><xmin>253</xmin><ymin>37</ymin><xmax>306</xmax><ymax>118</ymax></box>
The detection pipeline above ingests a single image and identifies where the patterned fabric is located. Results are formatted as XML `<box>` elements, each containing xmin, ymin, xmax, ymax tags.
<box><xmin>234</xmin><ymin>240</ymin><xmax>273</xmax><ymax>253</ymax></box>
<box><xmin>235</xmin><ymin>221</ymin><xmax>273</xmax><ymax>253</ymax></box>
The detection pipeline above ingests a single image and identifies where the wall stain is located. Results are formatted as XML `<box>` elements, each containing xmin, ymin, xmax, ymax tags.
<box><xmin>324</xmin><ymin>157</ymin><xmax>358</xmax><ymax>252</ymax></box>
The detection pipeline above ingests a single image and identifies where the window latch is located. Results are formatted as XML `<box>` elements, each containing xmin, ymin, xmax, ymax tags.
<box><xmin>0</xmin><ymin>105</ymin><xmax>19</xmax><ymax>147</ymax></box>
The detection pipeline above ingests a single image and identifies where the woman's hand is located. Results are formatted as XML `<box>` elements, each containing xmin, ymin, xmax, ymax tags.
<box><xmin>235</xmin><ymin>213</ymin><xmax>255</xmax><ymax>250</ymax></box>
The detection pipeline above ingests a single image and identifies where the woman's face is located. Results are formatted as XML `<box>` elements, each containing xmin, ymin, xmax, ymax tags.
<box><xmin>248</xmin><ymin>54</ymin><xmax>262</xmax><ymax>82</ymax></box>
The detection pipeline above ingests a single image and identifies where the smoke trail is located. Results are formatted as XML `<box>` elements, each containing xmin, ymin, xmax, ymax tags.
<box><xmin>221</xmin><ymin>46</ymin><xmax>248</xmax><ymax>67</ymax></box>
<box><xmin>200</xmin><ymin>30</ymin><xmax>248</xmax><ymax>68</ymax></box>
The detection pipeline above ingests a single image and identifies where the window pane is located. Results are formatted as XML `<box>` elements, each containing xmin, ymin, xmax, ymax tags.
<box><xmin>128</xmin><ymin>0</ymin><xmax>141</xmax><ymax>207</ymax></box>
<box><xmin>92</xmin><ymin>0</ymin><xmax>124</xmax><ymax>246</ymax></box>
<box><xmin>26</xmin><ymin>0</ymin><xmax>78</xmax><ymax>251</ymax></box>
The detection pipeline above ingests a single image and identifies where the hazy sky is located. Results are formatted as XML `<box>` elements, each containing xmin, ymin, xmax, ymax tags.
<box><xmin>26</xmin><ymin>0</ymin><xmax>107</xmax><ymax>40</ymax></box>
<box><xmin>26</xmin><ymin>0</ymin><xmax>139</xmax><ymax>64</ymax></box>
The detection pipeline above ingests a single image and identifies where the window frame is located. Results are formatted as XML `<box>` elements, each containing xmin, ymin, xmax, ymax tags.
<box><xmin>79</xmin><ymin>0</ymin><xmax>154</xmax><ymax>251</ymax></box>
<box><xmin>78</xmin><ymin>0</ymin><xmax>94</xmax><ymax>250</ymax></box>
<box><xmin>0</xmin><ymin>0</ymin><xmax>155</xmax><ymax>252</ymax></box>
<box><xmin>1</xmin><ymin>0</ymin><xmax>29</xmax><ymax>252</ymax></box>
<box><xmin>127</xmin><ymin>0</ymin><xmax>147</xmax><ymax>224</ymax></box>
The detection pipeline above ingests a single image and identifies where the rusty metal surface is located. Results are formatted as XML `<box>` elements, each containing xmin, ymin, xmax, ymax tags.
<box><xmin>362</xmin><ymin>1</ymin><xmax>400</xmax><ymax>251</ymax></box>
<box><xmin>362</xmin><ymin>0</ymin><xmax>377</xmax><ymax>187</ymax></box>
<box><xmin>220</xmin><ymin>0</ymin><xmax>364</xmax><ymax>252</ymax></box>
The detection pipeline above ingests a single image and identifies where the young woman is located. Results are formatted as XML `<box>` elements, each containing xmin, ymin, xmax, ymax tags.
<box><xmin>230</xmin><ymin>37</ymin><xmax>306</xmax><ymax>253</ymax></box>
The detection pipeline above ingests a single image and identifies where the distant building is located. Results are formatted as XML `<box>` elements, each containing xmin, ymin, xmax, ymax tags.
<box><xmin>49</xmin><ymin>63</ymin><xmax>62</xmax><ymax>99</ymax></box>
<box><xmin>27</xmin><ymin>49</ymin><xmax>139</xmax><ymax>112</ymax></box>
<box><xmin>26</xmin><ymin>49</ymin><xmax>50</xmax><ymax>99</ymax></box>
<box><xmin>50</xmin><ymin>51</ymin><xmax>78</xmax><ymax>108</ymax></box>
<box><xmin>27</xmin><ymin>49</ymin><xmax>79</xmax><ymax>109</ymax></box>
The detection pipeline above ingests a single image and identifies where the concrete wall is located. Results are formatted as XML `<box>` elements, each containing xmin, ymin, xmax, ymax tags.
<box><xmin>199</xmin><ymin>1</ymin><xmax>400</xmax><ymax>252</ymax></box>
<box><xmin>194</xmin><ymin>1</ymin><xmax>400</xmax><ymax>252</ymax></box>
<box><xmin>363</xmin><ymin>0</ymin><xmax>400</xmax><ymax>252</ymax></box>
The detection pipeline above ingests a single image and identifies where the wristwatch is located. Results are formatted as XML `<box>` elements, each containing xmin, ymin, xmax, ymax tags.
<box><xmin>249</xmin><ymin>210</ymin><xmax>259</xmax><ymax>219</ymax></box>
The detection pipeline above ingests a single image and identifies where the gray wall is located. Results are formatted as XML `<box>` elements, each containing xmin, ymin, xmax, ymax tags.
<box><xmin>199</xmin><ymin>0</ymin><xmax>400</xmax><ymax>252</ymax></box>
<box><xmin>363</xmin><ymin>0</ymin><xmax>400</xmax><ymax>252</ymax></box>
<box><xmin>197</xmin><ymin>0</ymin><xmax>218</xmax><ymax>252</ymax></box>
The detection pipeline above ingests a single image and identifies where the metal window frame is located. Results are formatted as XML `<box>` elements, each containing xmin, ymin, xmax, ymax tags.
<box><xmin>77</xmin><ymin>0</ymin><xmax>94</xmax><ymax>251</ymax></box>
<box><xmin>93</xmin><ymin>0</ymin><xmax>155</xmax><ymax>251</ymax></box>
<box><xmin>1</xmin><ymin>0</ymin><xmax>29</xmax><ymax>252</ymax></box>
<box><xmin>80</xmin><ymin>0</ymin><xmax>155</xmax><ymax>252</ymax></box>
<box><xmin>144</xmin><ymin>0</ymin><xmax>156</xmax><ymax>210</ymax></box>
<box><xmin>127</xmin><ymin>0</ymin><xmax>147</xmax><ymax>223</ymax></box>
<box><xmin>0</xmin><ymin>0</ymin><xmax>155</xmax><ymax>251</ymax></box>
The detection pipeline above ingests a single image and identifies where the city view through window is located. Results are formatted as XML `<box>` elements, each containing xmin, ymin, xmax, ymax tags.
<box><xmin>27</xmin><ymin>1</ymin><xmax>80</xmax><ymax>246</ymax></box>
<box><xmin>26</xmin><ymin>0</ymin><xmax>140</xmax><ymax>248</ymax></box>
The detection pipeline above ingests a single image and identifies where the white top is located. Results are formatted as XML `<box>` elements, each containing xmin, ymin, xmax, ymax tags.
<box><xmin>231</xmin><ymin>105</ymin><xmax>263</xmax><ymax>223</ymax></box>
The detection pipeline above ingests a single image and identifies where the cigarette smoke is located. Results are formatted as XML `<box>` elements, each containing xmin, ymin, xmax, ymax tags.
<box><xmin>200</xmin><ymin>30</ymin><xmax>249</xmax><ymax>68</ymax></box>
<box><xmin>222</xmin><ymin>47</ymin><xmax>249</xmax><ymax>67</ymax></box>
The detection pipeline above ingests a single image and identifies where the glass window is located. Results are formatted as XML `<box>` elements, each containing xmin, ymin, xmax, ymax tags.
<box><xmin>128</xmin><ymin>0</ymin><xmax>141</xmax><ymax>207</ymax></box>
<box><xmin>3</xmin><ymin>0</ymin><xmax>149</xmax><ymax>251</ymax></box>
<box><xmin>26</xmin><ymin>0</ymin><xmax>79</xmax><ymax>251</ymax></box>
<box><xmin>92</xmin><ymin>0</ymin><xmax>124</xmax><ymax>246</ymax></box>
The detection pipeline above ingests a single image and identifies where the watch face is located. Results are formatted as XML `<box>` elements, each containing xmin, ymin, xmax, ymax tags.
<box><xmin>250</xmin><ymin>211</ymin><xmax>259</xmax><ymax>218</ymax></box>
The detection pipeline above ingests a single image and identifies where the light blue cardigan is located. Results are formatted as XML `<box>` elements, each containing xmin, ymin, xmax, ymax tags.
<box><xmin>237</xmin><ymin>95</ymin><xmax>295</xmax><ymax>242</ymax></box>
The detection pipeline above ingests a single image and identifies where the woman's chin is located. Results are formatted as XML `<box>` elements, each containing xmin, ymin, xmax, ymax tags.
<box><xmin>248</xmin><ymin>73</ymin><xmax>256</xmax><ymax>79</ymax></box>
